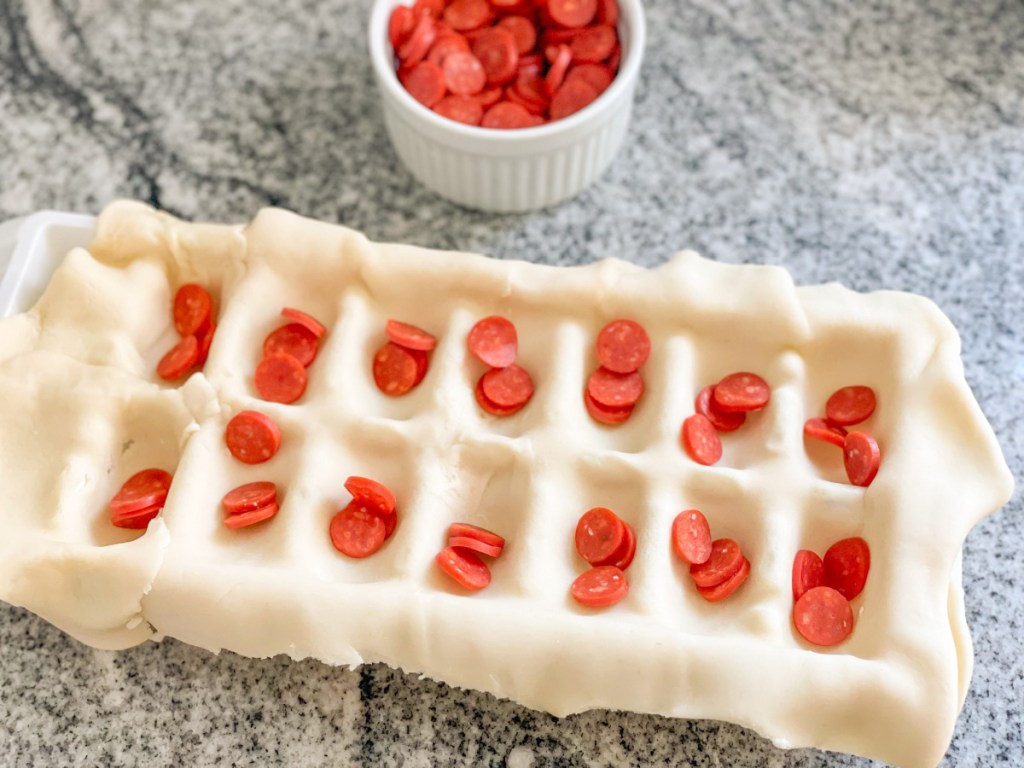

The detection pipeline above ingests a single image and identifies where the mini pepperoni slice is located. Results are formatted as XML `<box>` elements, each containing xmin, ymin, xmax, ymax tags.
<box><xmin>472</xmin><ymin>27</ymin><xmax>519</xmax><ymax>85</ymax></box>
<box><xmin>330</xmin><ymin>501</ymin><xmax>388</xmax><ymax>558</ymax></box>
<box><xmin>548</xmin><ymin>0</ymin><xmax>597</xmax><ymax>27</ymax></box>
<box><xmin>475</xmin><ymin>85</ymin><xmax>504</xmax><ymax>107</ymax></box>
<box><xmin>436</xmin><ymin>545</ymin><xmax>492</xmax><ymax>590</ymax></box>
<box><xmin>596</xmin><ymin>0</ymin><xmax>618</xmax><ymax>26</ymax></box>
<box><xmin>690</xmin><ymin>538</ymin><xmax>744</xmax><ymax>588</ymax></box>
<box><xmin>697</xmin><ymin>556</ymin><xmax>750</xmax><ymax>602</ymax></box>
<box><xmin>225</xmin><ymin>410</ymin><xmax>282</xmax><ymax>465</ymax></box>
<box><xmin>255</xmin><ymin>353</ymin><xmax>307</xmax><ymax>403</ymax></box>
<box><xmin>480</xmin><ymin>363</ymin><xmax>534</xmax><ymax>408</ymax></box>
<box><xmin>263</xmin><ymin>323</ymin><xmax>319</xmax><ymax>367</ymax></box>
<box><xmin>712</xmin><ymin>372</ymin><xmax>771</xmax><ymax>413</ymax></box>
<box><xmin>157</xmin><ymin>334</ymin><xmax>200</xmax><ymax>381</ymax></box>
<box><xmin>823</xmin><ymin>537</ymin><xmax>870</xmax><ymax>600</ymax></box>
<box><xmin>443</xmin><ymin>0</ymin><xmax>491</xmax><ymax>31</ymax></box>
<box><xmin>449</xmin><ymin>522</ymin><xmax>506</xmax><ymax>553</ymax></box>
<box><xmin>565</xmin><ymin>63</ymin><xmax>614</xmax><ymax>94</ymax></box>
<box><xmin>544</xmin><ymin>43</ymin><xmax>572</xmax><ymax>96</ymax></box>
<box><xmin>224</xmin><ymin>501</ymin><xmax>280</xmax><ymax>530</ymax></box>
<box><xmin>196</xmin><ymin>322</ymin><xmax>216</xmax><ymax>366</ymax></box>
<box><xmin>843</xmin><ymin>431</ymin><xmax>881</xmax><ymax>487</ymax></box>
<box><xmin>574</xmin><ymin>506</ymin><xmax>627</xmax><ymax>566</ymax></box>
<box><xmin>344</xmin><ymin>475</ymin><xmax>397</xmax><ymax>517</ymax></box>
<box><xmin>695</xmin><ymin>385</ymin><xmax>746</xmax><ymax>432</ymax></box>
<box><xmin>506</xmin><ymin>86</ymin><xmax>548</xmax><ymax>115</ymax></box>
<box><xmin>398</xmin><ymin>13</ymin><xmax>438</xmax><ymax>64</ymax></box>
<box><xmin>467</xmin><ymin>315</ymin><xmax>517</xmax><ymax>367</ymax></box>
<box><xmin>671</xmin><ymin>509</ymin><xmax>712</xmax><ymax>565</ymax></box>
<box><xmin>427</xmin><ymin>32</ymin><xmax>471</xmax><ymax>67</ymax></box>
<box><xmin>803</xmin><ymin>417</ymin><xmax>848</xmax><ymax>448</ymax></box>
<box><xmin>512</xmin><ymin>73</ymin><xmax>550</xmax><ymax>111</ymax></box>
<box><xmin>681</xmin><ymin>414</ymin><xmax>723</xmax><ymax>465</ymax></box>
<box><xmin>608</xmin><ymin>521</ymin><xmax>636</xmax><ymax>570</ymax></box>
<box><xmin>550</xmin><ymin>77</ymin><xmax>600</xmax><ymax>119</ymax></box>
<box><xmin>570</xmin><ymin>565</ymin><xmax>628</xmax><ymax>608</ymax></box>
<box><xmin>474</xmin><ymin>377</ymin><xmax>526</xmax><ymax>416</ymax></box>
<box><xmin>373</xmin><ymin>342</ymin><xmax>422</xmax><ymax>396</ymax></box>
<box><xmin>569</xmin><ymin>23</ymin><xmax>616</xmax><ymax>63</ymax></box>
<box><xmin>109</xmin><ymin>468</ymin><xmax>172</xmax><ymax>515</ymax></box>
<box><xmin>173</xmin><ymin>283</ymin><xmax>213</xmax><ymax>337</ymax></box>
<box><xmin>388</xmin><ymin>4</ymin><xmax>416</xmax><ymax>50</ymax></box>
<box><xmin>497</xmin><ymin>15</ymin><xmax>537</xmax><ymax>54</ymax></box>
<box><xmin>825</xmin><ymin>385</ymin><xmax>876</xmax><ymax>426</ymax></box>
<box><xmin>222</xmin><ymin>481</ymin><xmax>278</xmax><ymax>515</ymax></box>
<box><xmin>111</xmin><ymin>501</ymin><xmax>163</xmax><ymax>530</ymax></box>
<box><xmin>587</xmin><ymin>366</ymin><xmax>644</xmax><ymax>409</ymax></box>
<box><xmin>281</xmin><ymin>307</ymin><xmax>326</xmax><ymax>339</ymax></box>
<box><xmin>404</xmin><ymin>60</ymin><xmax>447</xmax><ymax>107</ymax></box>
<box><xmin>481</xmin><ymin>101</ymin><xmax>536</xmax><ymax>128</ymax></box>
<box><xmin>793</xmin><ymin>586</ymin><xmax>854</xmax><ymax>646</ymax></box>
<box><xmin>442</xmin><ymin>50</ymin><xmax>486</xmax><ymax>95</ymax></box>
<box><xmin>792</xmin><ymin>549</ymin><xmax>825</xmax><ymax>602</ymax></box>
<box><xmin>596</xmin><ymin>319</ymin><xmax>650</xmax><ymax>374</ymax></box>
<box><xmin>448</xmin><ymin>535</ymin><xmax>503</xmax><ymax>558</ymax></box>
<box><xmin>434</xmin><ymin>94</ymin><xmax>485</xmax><ymax>125</ymax></box>
<box><xmin>584</xmin><ymin>389</ymin><xmax>634</xmax><ymax>425</ymax></box>
<box><xmin>413</xmin><ymin>0</ymin><xmax>445</xmax><ymax>17</ymax></box>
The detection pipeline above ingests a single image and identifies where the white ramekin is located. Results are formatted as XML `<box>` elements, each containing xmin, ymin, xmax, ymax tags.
<box><xmin>368</xmin><ymin>0</ymin><xmax>646</xmax><ymax>213</ymax></box>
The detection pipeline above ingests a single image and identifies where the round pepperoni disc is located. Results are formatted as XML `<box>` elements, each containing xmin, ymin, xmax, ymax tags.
<box><xmin>157</xmin><ymin>335</ymin><xmax>200</xmax><ymax>381</ymax></box>
<box><xmin>449</xmin><ymin>522</ymin><xmax>505</xmax><ymax>553</ymax></box>
<box><xmin>223</xmin><ymin>502</ymin><xmax>280</xmax><ymax>529</ymax></box>
<box><xmin>712</xmin><ymin>372</ymin><xmax>771</xmax><ymax>413</ymax></box>
<box><xmin>443</xmin><ymin>0</ymin><xmax>491</xmax><ymax>31</ymax></box>
<box><xmin>595</xmin><ymin>319</ymin><xmax>650</xmax><ymax>374</ymax></box>
<box><xmin>475</xmin><ymin>376</ymin><xmax>525</xmax><ymax>416</ymax></box>
<box><xmin>467</xmin><ymin>316</ymin><xmax>517</xmax><ymax>367</ymax></box>
<box><xmin>330</xmin><ymin>502</ymin><xmax>388</xmax><ymax>558</ymax></box>
<box><xmin>825</xmin><ymin>385</ymin><xmax>876</xmax><ymax>426</ymax></box>
<box><xmin>608</xmin><ymin>521</ymin><xmax>636</xmax><ymax>571</ymax></box>
<box><xmin>584</xmin><ymin>389</ymin><xmax>634</xmax><ymax>425</ymax></box>
<box><xmin>695</xmin><ymin>385</ymin><xmax>746</xmax><ymax>432</ymax></box>
<box><xmin>681</xmin><ymin>414</ymin><xmax>723</xmax><ymax>466</ymax></box>
<box><xmin>793</xmin><ymin>586</ymin><xmax>854</xmax><ymax>646</ymax></box>
<box><xmin>696</xmin><ymin>556</ymin><xmax>750</xmax><ymax>602</ymax></box>
<box><xmin>480</xmin><ymin>364</ymin><xmax>534</xmax><ymax>408</ymax></box>
<box><xmin>281</xmin><ymin>307</ymin><xmax>326</xmax><ymax>339</ymax></box>
<box><xmin>109</xmin><ymin>468</ymin><xmax>172</xmax><ymax>515</ymax></box>
<box><xmin>575</xmin><ymin>507</ymin><xmax>627</xmax><ymax>566</ymax></box>
<box><xmin>386</xmin><ymin>319</ymin><xmax>437</xmax><ymax>351</ymax></box>
<box><xmin>671</xmin><ymin>509</ymin><xmax>712</xmax><ymax>565</ymax></box>
<box><xmin>792</xmin><ymin>549</ymin><xmax>825</xmax><ymax>602</ymax></box>
<box><xmin>471</xmin><ymin>27</ymin><xmax>519</xmax><ymax>86</ymax></box>
<box><xmin>225</xmin><ymin>410</ymin><xmax>282</xmax><ymax>465</ymax></box>
<box><xmin>823</xmin><ymin>537</ymin><xmax>871</xmax><ymax>600</ymax></box>
<box><xmin>803</xmin><ymin>417</ymin><xmax>848</xmax><ymax>448</ymax></box>
<box><xmin>111</xmin><ymin>501</ymin><xmax>163</xmax><ymax>530</ymax></box>
<box><xmin>548</xmin><ymin>0</ymin><xmax>597</xmax><ymax>27</ymax></box>
<box><xmin>373</xmin><ymin>342</ymin><xmax>423</xmax><ymax>397</ymax></box>
<box><xmin>570</xmin><ymin>565</ymin><xmax>628</xmax><ymax>608</ymax></box>
<box><xmin>436</xmin><ymin>545</ymin><xmax>492</xmax><ymax>590</ymax></box>
<box><xmin>843</xmin><ymin>431</ymin><xmax>881</xmax><ymax>487</ymax></box>
<box><xmin>222</xmin><ymin>481</ymin><xmax>278</xmax><ymax>515</ymax></box>
<box><xmin>255</xmin><ymin>353</ymin><xmax>307</xmax><ymax>404</ymax></box>
<box><xmin>196</xmin><ymin>323</ymin><xmax>216</xmax><ymax>366</ymax></box>
<box><xmin>173</xmin><ymin>284</ymin><xmax>213</xmax><ymax>337</ymax></box>
<box><xmin>442</xmin><ymin>50</ymin><xmax>487</xmax><ymax>95</ymax></box>
<box><xmin>587</xmin><ymin>367</ymin><xmax>644</xmax><ymax>409</ymax></box>
<box><xmin>689</xmin><ymin>538</ymin><xmax>744</xmax><ymax>588</ymax></box>
<box><xmin>263</xmin><ymin>323</ymin><xmax>319</xmax><ymax>367</ymax></box>
<box><xmin>448</xmin><ymin>535</ymin><xmax>503</xmax><ymax>558</ymax></box>
<box><xmin>344</xmin><ymin>475</ymin><xmax>397</xmax><ymax>517</ymax></box>
<box><xmin>549</xmin><ymin>77</ymin><xmax>600</xmax><ymax>120</ymax></box>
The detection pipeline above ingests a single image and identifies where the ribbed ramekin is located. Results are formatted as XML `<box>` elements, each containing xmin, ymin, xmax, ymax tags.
<box><xmin>367</xmin><ymin>0</ymin><xmax>646</xmax><ymax>213</ymax></box>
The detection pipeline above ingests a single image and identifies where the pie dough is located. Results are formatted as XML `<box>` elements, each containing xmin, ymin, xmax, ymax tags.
<box><xmin>0</xmin><ymin>201</ymin><xmax>1012</xmax><ymax>767</ymax></box>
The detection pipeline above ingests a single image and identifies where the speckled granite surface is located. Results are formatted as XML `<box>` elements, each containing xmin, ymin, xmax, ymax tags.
<box><xmin>1</xmin><ymin>0</ymin><xmax>1022</xmax><ymax>765</ymax></box>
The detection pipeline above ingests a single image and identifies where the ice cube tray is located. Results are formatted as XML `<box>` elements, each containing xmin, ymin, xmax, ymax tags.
<box><xmin>0</xmin><ymin>201</ymin><xmax>1012</xmax><ymax>768</ymax></box>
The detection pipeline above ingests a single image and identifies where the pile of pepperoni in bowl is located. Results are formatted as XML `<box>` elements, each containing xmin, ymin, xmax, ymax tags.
<box><xmin>389</xmin><ymin>0</ymin><xmax>621</xmax><ymax>128</ymax></box>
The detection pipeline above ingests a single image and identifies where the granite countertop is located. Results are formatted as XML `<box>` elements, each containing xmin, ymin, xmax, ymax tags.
<box><xmin>1</xmin><ymin>0</ymin><xmax>1022</xmax><ymax>765</ymax></box>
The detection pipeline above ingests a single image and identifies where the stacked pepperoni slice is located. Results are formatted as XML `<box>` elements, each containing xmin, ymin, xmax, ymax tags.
<box><xmin>222</xmin><ymin>481</ymin><xmax>280</xmax><ymax>529</ymax></box>
<box><xmin>792</xmin><ymin>537</ymin><xmax>870</xmax><ymax>646</ymax></box>
<box><xmin>681</xmin><ymin>372</ymin><xmax>771</xmax><ymax>465</ymax></box>
<box><xmin>225</xmin><ymin>410</ymin><xmax>282</xmax><ymax>465</ymax></box>
<box><xmin>803</xmin><ymin>385</ymin><xmax>880</xmax><ymax>487</ymax></box>
<box><xmin>373</xmin><ymin>319</ymin><xmax>437</xmax><ymax>396</ymax></box>
<box><xmin>468</xmin><ymin>316</ymin><xmax>534</xmax><ymax>416</ymax></box>
<box><xmin>570</xmin><ymin>506</ymin><xmax>635</xmax><ymax>607</ymax></box>
<box><xmin>389</xmin><ymin>0</ymin><xmax>621</xmax><ymax>128</ymax></box>
<box><xmin>108</xmin><ymin>468</ymin><xmax>174</xmax><ymax>529</ymax></box>
<box><xmin>672</xmin><ymin>509</ymin><xmax>751</xmax><ymax>602</ymax></box>
<box><xmin>435</xmin><ymin>522</ymin><xmax>506</xmax><ymax>590</ymax></box>
<box><xmin>584</xmin><ymin>319</ymin><xmax>650</xmax><ymax>425</ymax></box>
<box><xmin>255</xmin><ymin>308</ymin><xmax>326</xmax><ymax>404</ymax></box>
<box><xmin>330</xmin><ymin>476</ymin><xmax>400</xmax><ymax>558</ymax></box>
<box><xmin>157</xmin><ymin>284</ymin><xmax>216</xmax><ymax>381</ymax></box>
